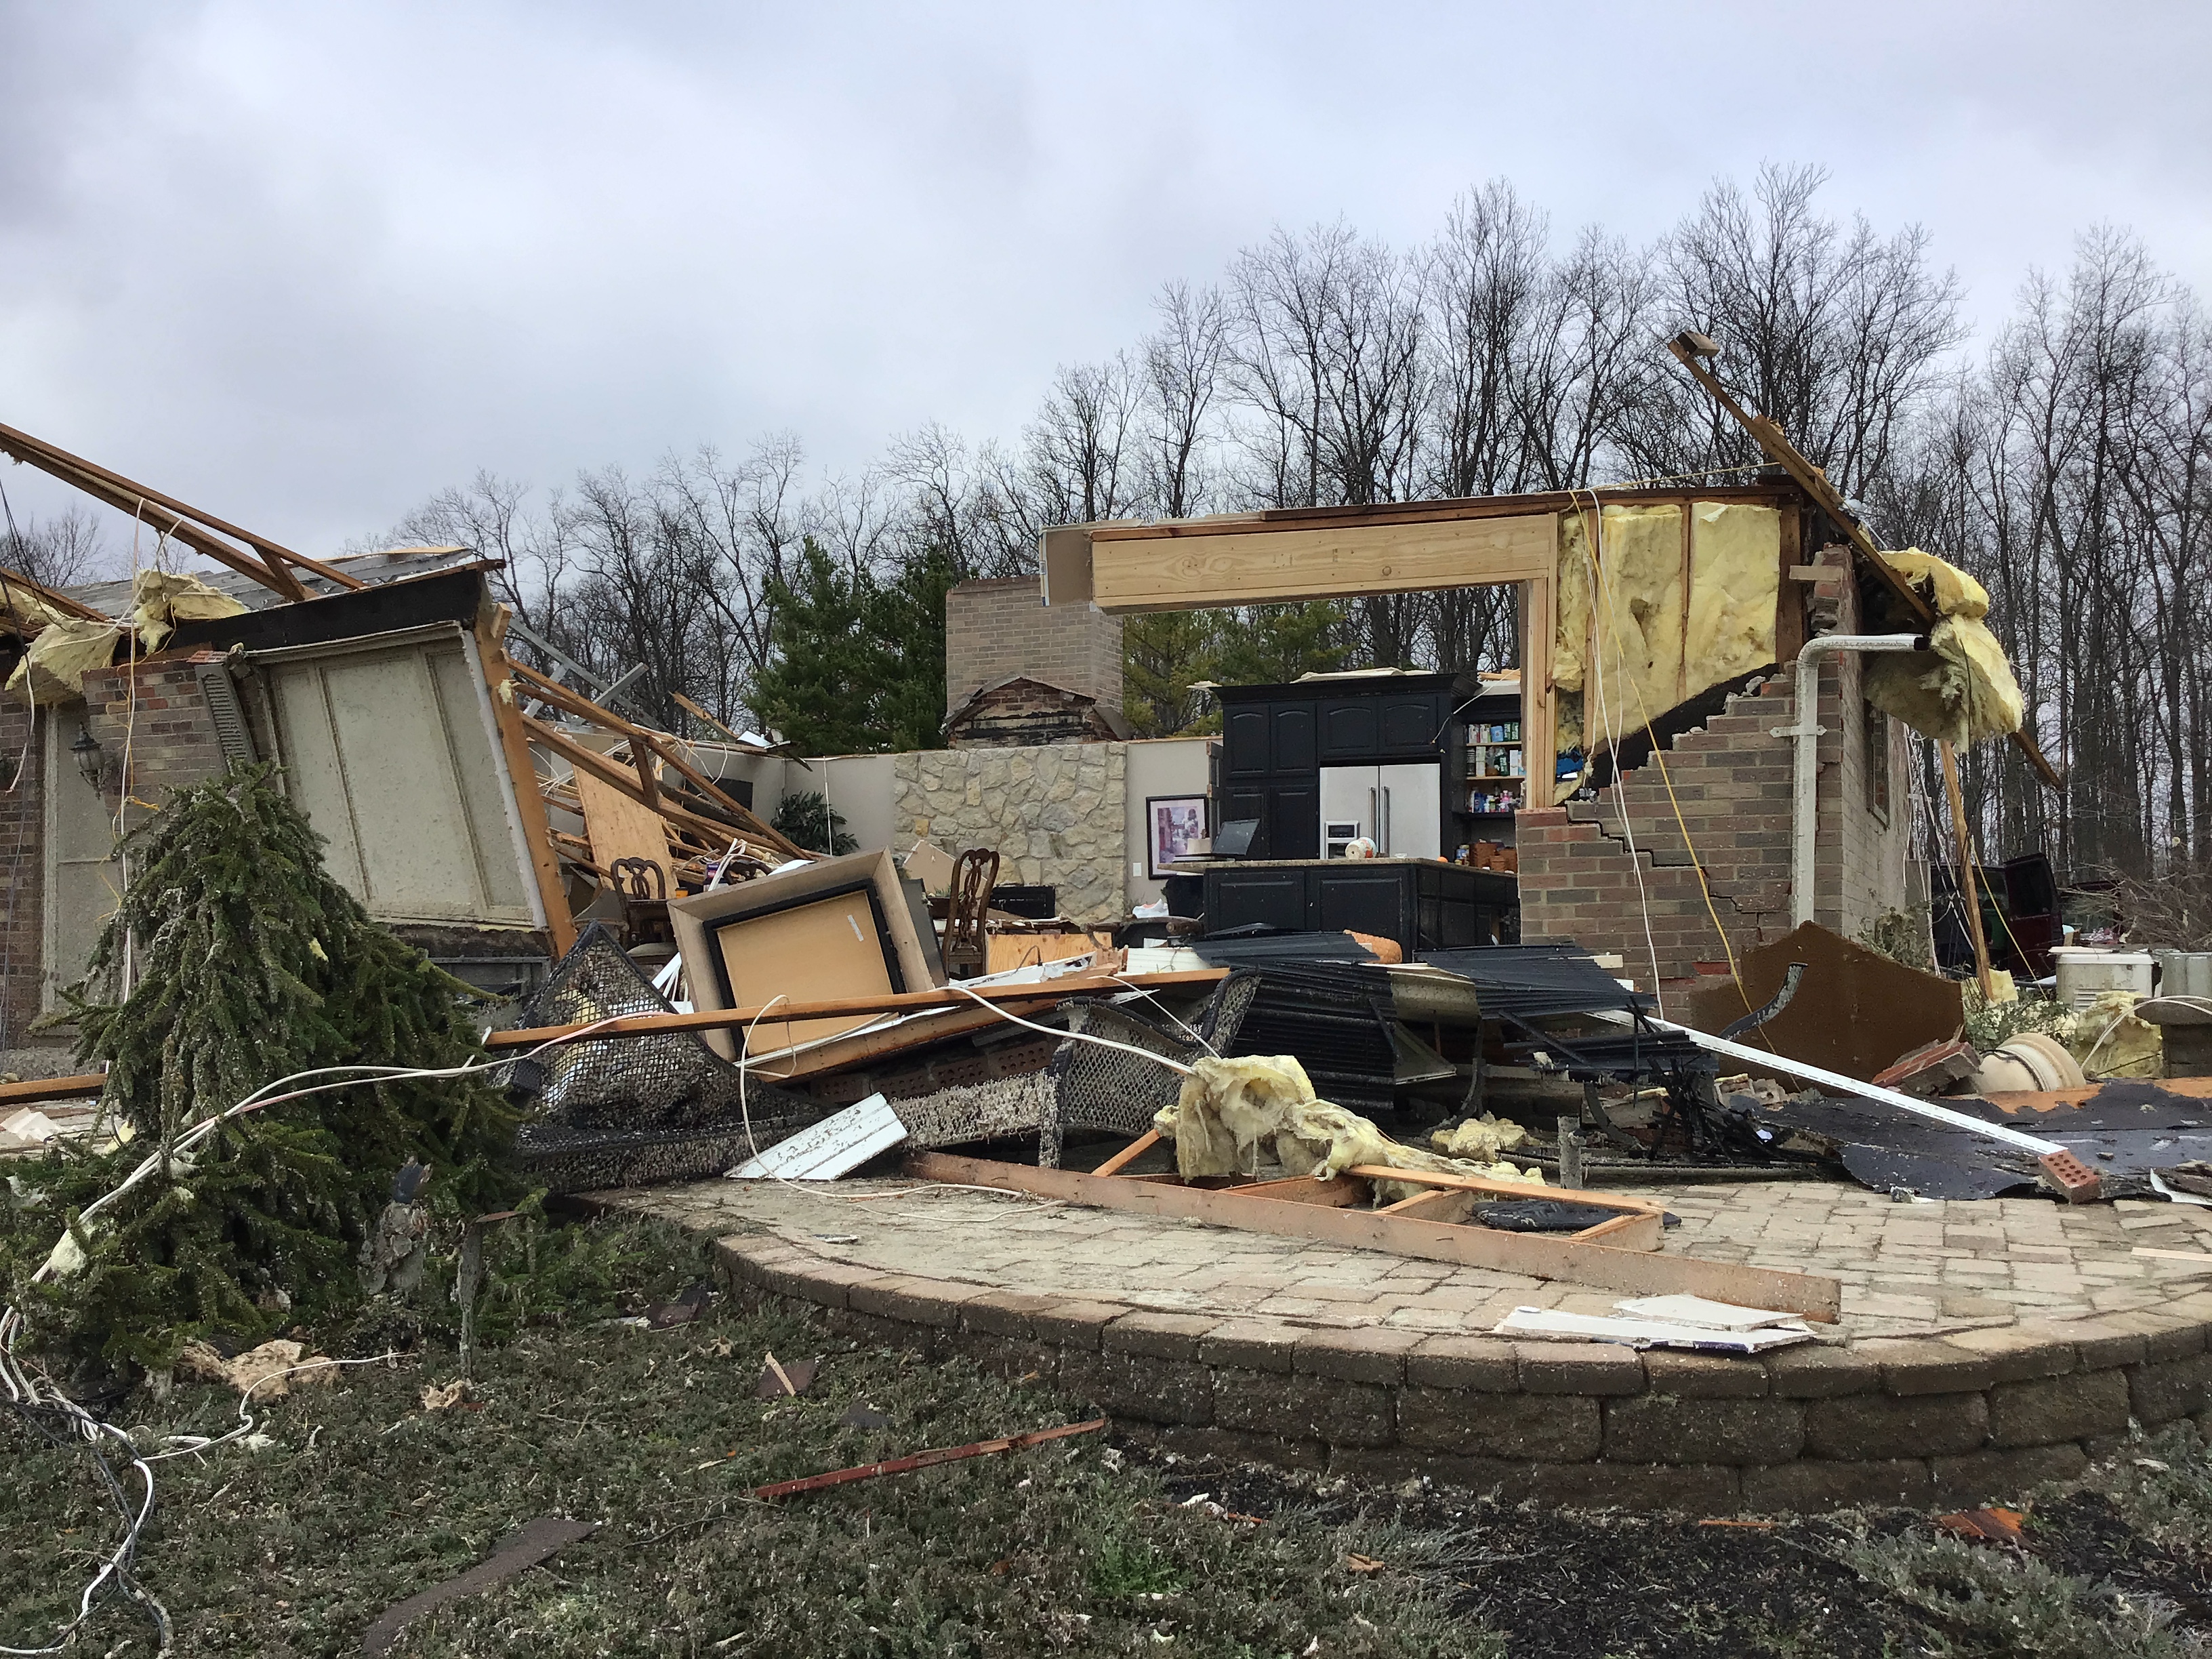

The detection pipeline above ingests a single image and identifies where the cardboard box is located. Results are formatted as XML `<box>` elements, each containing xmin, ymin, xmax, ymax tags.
<box><xmin>670</xmin><ymin>849</ymin><xmax>946</xmax><ymax>1061</ymax></box>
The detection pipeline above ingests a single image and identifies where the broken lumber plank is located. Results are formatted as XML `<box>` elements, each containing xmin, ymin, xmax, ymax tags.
<box><xmin>359</xmin><ymin>1517</ymin><xmax>596</xmax><ymax>1656</ymax></box>
<box><xmin>475</xmin><ymin>617</ymin><xmax>576</xmax><ymax>953</ymax></box>
<box><xmin>1378</xmin><ymin>1188</ymin><xmax>1477</xmax><ymax>1223</ymax></box>
<box><xmin>0</xmin><ymin>1073</ymin><xmax>106</xmax><ymax>1107</ymax></box>
<box><xmin>1221</xmin><ymin>1174</ymin><xmax>1370</xmax><ymax>1208</ymax></box>
<box><xmin>752</xmin><ymin>1418</ymin><xmax>1106</xmax><ymax>1500</ymax></box>
<box><xmin>484</xmin><ymin>970</ymin><xmax>1227</xmax><ymax>1049</ymax></box>
<box><xmin>905</xmin><ymin>1151</ymin><xmax>1843</xmax><ymax>1322</ymax></box>
<box><xmin>1091</xmin><ymin>1128</ymin><xmax>1160</xmax><ymax>1176</ymax></box>
<box><xmin>1340</xmin><ymin>1164</ymin><xmax>1662</xmax><ymax>1217</ymax></box>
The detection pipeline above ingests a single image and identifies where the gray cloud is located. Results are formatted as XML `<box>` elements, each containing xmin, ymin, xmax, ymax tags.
<box><xmin>2</xmin><ymin>0</ymin><xmax>2207</xmax><ymax>558</ymax></box>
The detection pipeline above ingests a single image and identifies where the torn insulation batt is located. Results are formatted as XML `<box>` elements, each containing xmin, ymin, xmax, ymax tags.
<box><xmin>1862</xmin><ymin>548</ymin><xmax>2026</xmax><ymax>747</ymax></box>
<box><xmin>1154</xmin><ymin>1054</ymin><xmax>1542</xmax><ymax>1200</ymax></box>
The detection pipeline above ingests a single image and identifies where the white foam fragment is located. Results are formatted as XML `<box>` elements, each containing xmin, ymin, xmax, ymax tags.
<box><xmin>1494</xmin><ymin>1306</ymin><xmax>1817</xmax><ymax>1354</ymax></box>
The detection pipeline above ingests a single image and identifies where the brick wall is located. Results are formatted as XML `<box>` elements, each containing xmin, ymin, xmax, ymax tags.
<box><xmin>81</xmin><ymin>653</ymin><xmax>230</xmax><ymax>811</ymax></box>
<box><xmin>945</xmin><ymin>576</ymin><xmax>1124</xmax><ymax>716</ymax></box>
<box><xmin>1519</xmin><ymin>553</ymin><xmax>1920</xmax><ymax>996</ymax></box>
<box><xmin>0</xmin><ymin>702</ymin><xmax>44</xmax><ymax>1045</ymax></box>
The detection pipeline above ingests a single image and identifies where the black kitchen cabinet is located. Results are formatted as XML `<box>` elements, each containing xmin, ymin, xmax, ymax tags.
<box><xmin>1203</xmin><ymin>859</ymin><xmax>1515</xmax><ymax>956</ymax></box>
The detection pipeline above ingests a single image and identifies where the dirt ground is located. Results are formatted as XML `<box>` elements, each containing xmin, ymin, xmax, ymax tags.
<box><xmin>9</xmin><ymin>1214</ymin><xmax>2212</xmax><ymax>1657</ymax></box>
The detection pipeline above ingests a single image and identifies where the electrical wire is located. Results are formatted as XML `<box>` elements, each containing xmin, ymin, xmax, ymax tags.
<box><xmin>1572</xmin><ymin>493</ymin><xmax>1765</xmax><ymax>1033</ymax></box>
<box><xmin>1571</xmin><ymin>493</ymin><xmax>1666</xmax><ymax>1012</ymax></box>
<box><xmin>0</xmin><ymin>1018</ymin><xmax>625</xmax><ymax>1657</ymax></box>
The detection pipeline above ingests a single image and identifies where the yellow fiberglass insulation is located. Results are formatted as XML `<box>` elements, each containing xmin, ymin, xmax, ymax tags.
<box><xmin>1153</xmin><ymin>1054</ymin><xmax>1542</xmax><ymax>1202</ymax></box>
<box><xmin>1428</xmin><ymin>1113</ymin><xmax>1531</xmax><ymax>1164</ymax></box>
<box><xmin>1861</xmin><ymin>548</ymin><xmax>2025</xmax><ymax>749</ymax></box>
<box><xmin>131</xmin><ymin>569</ymin><xmax>248</xmax><ymax>651</ymax></box>
<box><xmin>1583</xmin><ymin>504</ymin><xmax>1685</xmax><ymax>742</ymax></box>
<box><xmin>5</xmin><ymin>618</ymin><xmax>123</xmax><ymax>705</ymax></box>
<box><xmin>1685</xmin><ymin>502</ymin><xmax>1781</xmax><ymax>687</ymax></box>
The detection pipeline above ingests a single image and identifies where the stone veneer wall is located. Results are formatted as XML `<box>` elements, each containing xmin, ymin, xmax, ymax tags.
<box><xmin>895</xmin><ymin>741</ymin><xmax>1126</xmax><ymax>923</ymax></box>
<box><xmin>717</xmin><ymin>1232</ymin><xmax>2212</xmax><ymax>1516</ymax></box>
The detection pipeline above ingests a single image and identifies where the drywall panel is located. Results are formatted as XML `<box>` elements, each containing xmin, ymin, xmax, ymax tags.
<box><xmin>1123</xmin><ymin>736</ymin><xmax>1212</xmax><ymax>908</ymax></box>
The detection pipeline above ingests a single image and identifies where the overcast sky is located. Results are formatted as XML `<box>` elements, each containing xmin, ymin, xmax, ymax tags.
<box><xmin>3</xmin><ymin>1</ymin><xmax>2207</xmax><ymax>564</ymax></box>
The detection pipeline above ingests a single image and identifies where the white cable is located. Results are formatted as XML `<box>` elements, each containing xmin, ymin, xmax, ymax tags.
<box><xmin>1</xmin><ymin>1016</ymin><xmax>624</xmax><ymax>1656</ymax></box>
<box><xmin>1573</xmin><ymin>493</ymin><xmax>1666</xmax><ymax>1012</ymax></box>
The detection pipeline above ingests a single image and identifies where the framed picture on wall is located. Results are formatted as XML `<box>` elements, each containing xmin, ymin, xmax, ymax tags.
<box><xmin>1146</xmin><ymin>794</ymin><xmax>1210</xmax><ymax>879</ymax></box>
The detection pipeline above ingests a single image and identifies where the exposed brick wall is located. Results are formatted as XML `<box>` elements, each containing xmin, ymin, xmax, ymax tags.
<box><xmin>945</xmin><ymin>576</ymin><xmax>1124</xmax><ymax>717</ymax></box>
<box><xmin>0</xmin><ymin>701</ymin><xmax>45</xmax><ymax>1045</ymax></box>
<box><xmin>1520</xmin><ymin>554</ymin><xmax>1920</xmax><ymax>994</ymax></box>
<box><xmin>81</xmin><ymin>653</ymin><xmax>230</xmax><ymax>811</ymax></box>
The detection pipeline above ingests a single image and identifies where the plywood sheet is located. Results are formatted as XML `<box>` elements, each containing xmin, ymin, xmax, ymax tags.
<box><xmin>715</xmin><ymin>890</ymin><xmax>898</xmax><ymax>1053</ymax></box>
<box><xmin>985</xmin><ymin>930</ymin><xmax>1113</xmax><ymax>975</ymax></box>
<box><xmin>573</xmin><ymin>766</ymin><xmax>672</xmax><ymax>880</ymax></box>
<box><xmin>1089</xmin><ymin>514</ymin><xmax>1556</xmax><ymax>612</ymax></box>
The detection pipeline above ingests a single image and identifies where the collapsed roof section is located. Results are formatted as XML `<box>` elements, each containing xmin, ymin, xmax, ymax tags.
<box><xmin>0</xmin><ymin>419</ymin><xmax>812</xmax><ymax>979</ymax></box>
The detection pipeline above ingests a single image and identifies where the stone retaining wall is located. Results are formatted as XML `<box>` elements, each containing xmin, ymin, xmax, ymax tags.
<box><xmin>895</xmin><ymin>742</ymin><xmax>1126</xmax><ymax>924</ymax></box>
<box><xmin>716</xmin><ymin>1233</ymin><xmax>2212</xmax><ymax>1514</ymax></box>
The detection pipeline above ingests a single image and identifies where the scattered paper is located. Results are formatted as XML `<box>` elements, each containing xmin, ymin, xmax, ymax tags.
<box><xmin>1611</xmin><ymin>1294</ymin><xmax>1810</xmax><ymax>1331</ymax></box>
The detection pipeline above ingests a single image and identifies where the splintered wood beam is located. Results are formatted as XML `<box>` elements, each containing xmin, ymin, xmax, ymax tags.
<box><xmin>1091</xmin><ymin>1128</ymin><xmax>1160</xmax><ymax>1176</ymax></box>
<box><xmin>0</xmin><ymin>419</ymin><xmax>365</xmax><ymax>596</ymax></box>
<box><xmin>905</xmin><ymin>1151</ymin><xmax>1842</xmax><ymax>1322</ymax></box>
<box><xmin>1660</xmin><ymin>338</ymin><xmax>2061</xmax><ymax>792</ymax></box>
<box><xmin>523</xmin><ymin>714</ymin><xmax>744</xmax><ymax>848</ymax></box>
<box><xmin>0</xmin><ymin>566</ymin><xmax>110</xmax><ymax>624</ymax></box>
<box><xmin>474</xmin><ymin>609</ymin><xmax>576</xmax><ymax>953</ymax></box>
<box><xmin>506</xmin><ymin>659</ymin><xmax>804</xmax><ymax>859</ymax></box>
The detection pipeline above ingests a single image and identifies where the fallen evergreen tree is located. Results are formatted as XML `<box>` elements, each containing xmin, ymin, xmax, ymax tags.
<box><xmin>3</xmin><ymin>762</ymin><xmax>518</xmax><ymax>1378</ymax></box>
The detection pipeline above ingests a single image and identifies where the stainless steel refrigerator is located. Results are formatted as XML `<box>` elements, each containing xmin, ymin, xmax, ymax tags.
<box><xmin>1317</xmin><ymin>762</ymin><xmax>1441</xmax><ymax>859</ymax></box>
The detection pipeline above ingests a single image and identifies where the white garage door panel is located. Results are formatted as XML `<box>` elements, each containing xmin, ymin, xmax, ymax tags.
<box><xmin>269</xmin><ymin>635</ymin><xmax>533</xmax><ymax>926</ymax></box>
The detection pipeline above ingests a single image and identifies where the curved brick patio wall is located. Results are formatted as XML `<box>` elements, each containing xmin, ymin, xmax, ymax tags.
<box><xmin>717</xmin><ymin>1233</ymin><xmax>2212</xmax><ymax>1515</ymax></box>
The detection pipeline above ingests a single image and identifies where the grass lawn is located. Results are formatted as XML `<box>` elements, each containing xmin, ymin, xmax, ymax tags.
<box><xmin>9</xmin><ymin>1213</ymin><xmax>2212</xmax><ymax>1656</ymax></box>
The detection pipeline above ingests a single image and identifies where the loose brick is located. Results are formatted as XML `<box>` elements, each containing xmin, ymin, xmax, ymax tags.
<box><xmin>1941</xmin><ymin>1327</ymin><xmax>2077</xmax><ymax>1385</ymax></box>
<box><xmin>846</xmin><ymin>1274</ymin><xmax>981</xmax><ymax>1328</ymax></box>
<box><xmin>1642</xmin><ymin>1352</ymin><xmax>1770</xmax><ymax>1399</ymax></box>
<box><xmin>1029</xmin><ymin>1298</ymin><xmax>1130</xmax><ymax>1350</ymax></box>
<box><xmin>1197</xmin><ymin>1322</ymin><xmax>1298</xmax><ymax>1374</ymax></box>
<box><xmin>960</xmin><ymin>1290</ymin><xmax>1060</xmax><ymax>1339</ymax></box>
<box><xmin>1740</xmin><ymin>1458</ymin><xmax>1933</xmax><ymax>1513</ymax></box>
<box><xmin>1212</xmin><ymin>1368</ymin><xmax>1394</xmax><ymax>1449</ymax></box>
<box><xmin>782</xmin><ymin>1259</ymin><xmax>878</xmax><ymax>1311</ymax></box>
<box><xmin>1804</xmin><ymin>1391</ymin><xmax>1988</xmax><ymax>1460</ymax></box>
<box><xmin>1858</xmin><ymin>1338</ymin><xmax>1995</xmax><ymax>1396</ymax></box>
<box><xmin>1059</xmin><ymin>1350</ymin><xmax>1213</xmax><ymax>1426</ymax></box>
<box><xmin>1987</xmin><ymin>1370</ymin><xmax>2131</xmax><ymax>1447</ymax></box>
<box><xmin>2132</xmin><ymin>1353</ymin><xmax>2212</xmax><ymax>1426</ymax></box>
<box><xmin>1764</xmin><ymin>1345</ymin><xmax>1881</xmax><ymax>1399</ymax></box>
<box><xmin>1603</xmin><ymin>1397</ymin><xmax>1805</xmax><ymax>1466</ymax></box>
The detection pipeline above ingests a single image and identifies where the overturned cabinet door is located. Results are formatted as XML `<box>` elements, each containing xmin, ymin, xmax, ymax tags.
<box><xmin>260</xmin><ymin>625</ymin><xmax>542</xmax><ymax>928</ymax></box>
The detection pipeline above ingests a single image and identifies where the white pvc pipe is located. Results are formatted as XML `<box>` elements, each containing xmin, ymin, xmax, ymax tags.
<box><xmin>1591</xmin><ymin>1008</ymin><xmax>2064</xmax><ymax>1155</ymax></box>
<box><xmin>1777</xmin><ymin>633</ymin><xmax>1925</xmax><ymax>928</ymax></box>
